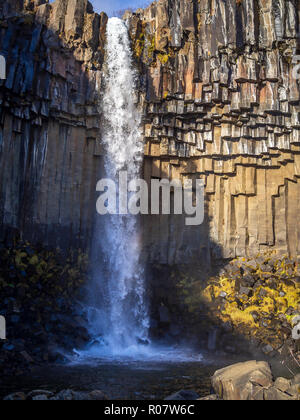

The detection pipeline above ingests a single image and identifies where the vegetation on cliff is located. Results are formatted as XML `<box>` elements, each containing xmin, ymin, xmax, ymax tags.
<box><xmin>177</xmin><ymin>253</ymin><xmax>300</xmax><ymax>365</ymax></box>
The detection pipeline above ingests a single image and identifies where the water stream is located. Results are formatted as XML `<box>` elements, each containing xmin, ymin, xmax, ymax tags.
<box><xmin>86</xmin><ymin>17</ymin><xmax>149</xmax><ymax>356</ymax></box>
<box><xmin>81</xmin><ymin>18</ymin><xmax>203</xmax><ymax>367</ymax></box>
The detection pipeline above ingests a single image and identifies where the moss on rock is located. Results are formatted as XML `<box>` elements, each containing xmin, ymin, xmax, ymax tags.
<box><xmin>199</xmin><ymin>253</ymin><xmax>300</xmax><ymax>350</ymax></box>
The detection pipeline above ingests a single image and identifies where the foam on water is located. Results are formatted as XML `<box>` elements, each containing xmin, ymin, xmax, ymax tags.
<box><xmin>73</xmin><ymin>341</ymin><xmax>203</xmax><ymax>365</ymax></box>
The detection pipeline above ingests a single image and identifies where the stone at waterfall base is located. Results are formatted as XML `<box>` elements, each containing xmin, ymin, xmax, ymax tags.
<box><xmin>3</xmin><ymin>389</ymin><xmax>109</xmax><ymax>401</ymax></box>
<box><xmin>209</xmin><ymin>361</ymin><xmax>300</xmax><ymax>400</ymax></box>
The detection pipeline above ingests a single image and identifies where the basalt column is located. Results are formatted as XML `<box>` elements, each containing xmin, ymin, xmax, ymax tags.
<box><xmin>126</xmin><ymin>0</ymin><xmax>300</xmax><ymax>265</ymax></box>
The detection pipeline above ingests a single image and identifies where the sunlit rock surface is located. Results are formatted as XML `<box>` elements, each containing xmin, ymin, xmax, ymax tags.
<box><xmin>127</xmin><ymin>0</ymin><xmax>300</xmax><ymax>264</ymax></box>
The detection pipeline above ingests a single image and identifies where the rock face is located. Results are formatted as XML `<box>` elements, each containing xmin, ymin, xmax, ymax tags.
<box><xmin>127</xmin><ymin>0</ymin><xmax>300</xmax><ymax>264</ymax></box>
<box><xmin>0</xmin><ymin>0</ymin><xmax>299</xmax><ymax>266</ymax></box>
<box><xmin>212</xmin><ymin>361</ymin><xmax>274</xmax><ymax>400</ymax></box>
<box><xmin>0</xmin><ymin>0</ymin><xmax>108</xmax><ymax>249</ymax></box>
<box><xmin>211</xmin><ymin>360</ymin><xmax>300</xmax><ymax>400</ymax></box>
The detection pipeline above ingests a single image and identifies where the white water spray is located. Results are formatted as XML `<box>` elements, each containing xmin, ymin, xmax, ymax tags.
<box><xmin>89</xmin><ymin>18</ymin><xmax>149</xmax><ymax>354</ymax></box>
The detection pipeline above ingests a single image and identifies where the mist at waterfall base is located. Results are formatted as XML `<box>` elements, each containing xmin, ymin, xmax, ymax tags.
<box><xmin>73</xmin><ymin>17</ymin><xmax>199</xmax><ymax>363</ymax></box>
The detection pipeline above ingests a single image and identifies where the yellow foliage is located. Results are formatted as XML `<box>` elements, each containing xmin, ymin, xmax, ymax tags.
<box><xmin>201</xmin><ymin>255</ymin><xmax>300</xmax><ymax>332</ymax></box>
<box><xmin>157</xmin><ymin>53</ymin><xmax>169</xmax><ymax>65</ymax></box>
<box><xmin>221</xmin><ymin>303</ymin><xmax>258</xmax><ymax>328</ymax></box>
<box><xmin>29</xmin><ymin>255</ymin><xmax>39</xmax><ymax>265</ymax></box>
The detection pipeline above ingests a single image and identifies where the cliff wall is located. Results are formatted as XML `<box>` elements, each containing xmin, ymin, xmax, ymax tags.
<box><xmin>0</xmin><ymin>0</ymin><xmax>107</xmax><ymax>249</ymax></box>
<box><xmin>127</xmin><ymin>0</ymin><xmax>300</xmax><ymax>263</ymax></box>
<box><xmin>0</xmin><ymin>0</ymin><xmax>300</xmax><ymax>265</ymax></box>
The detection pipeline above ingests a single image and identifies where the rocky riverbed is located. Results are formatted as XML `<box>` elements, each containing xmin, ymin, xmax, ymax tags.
<box><xmin>2</xmin><ymin>360</ymin><xmax>300</xmax><ymax>401</ymax></box>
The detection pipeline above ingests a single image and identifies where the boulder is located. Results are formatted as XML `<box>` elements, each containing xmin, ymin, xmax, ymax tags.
<box><xmin>212</xmin><ymin>361</ymin><xmax>273</xmax><ymax>400</ymax></box>
<box><xmin>3</xmin><ymin>392</ymin><xmax>26</xmax><ymax>401</ymax></box>
<box><xmin>27</xmin><ymin>390</ymin><xmax>54</xmax><ymax>400</ymax></box>
<box><xmin>165</xmin><ymin>390</ymin><xmax>200</xmax><ymax>400</ymax></box>
<box><xmin>198</xmin><ymin>394</ymin><xmax>219</xmax><ymax>401</ymax></box>
<box><xmin>274</xmin><ymin>377</ymin><xmax>292</xmax><ymax>393</ymax></box>
<box><xmin>87</xmin><ymin>390</ymin><xmax>108</xmax><ymax>401</ymax></box>
<box><xmin>51</xmin><ymin>389</ymin><xmax>87</xmax><ymax>401</ymax></box>
<box><xmin>264</xmin><ymin>387</ymin><xmax>296</xmax><ymax>401</ymax></box>
<box><xmin>286</xmin><ymin>375</ymin><xmax>300</xmax><ymax>400</ymax></box>
<box><xmin>32</xmin><ymin>395</ymin><xmax>49</xmax><ymax>400</ymax></box>
<box><xmin>292</xmin><ymin>374</ymin><xmax>300</xmax><ymax>385</ymax></box>
<box><xmin>49</xmin><ymin>389</ymin><xmax>108</xmax><ymax>401</ymax></box>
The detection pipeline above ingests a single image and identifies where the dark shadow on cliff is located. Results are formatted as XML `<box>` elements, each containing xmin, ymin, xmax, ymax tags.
<box><xmin>0</xmin><ymin>9</ymin><xmax>106</xmax><ymax>252</ymax></box>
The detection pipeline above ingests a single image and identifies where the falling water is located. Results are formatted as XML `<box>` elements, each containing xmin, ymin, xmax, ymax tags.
<box><xmin>88</xmin><ymin>18</ymin><xmax>149</xmax><ymax>355</ymax></box>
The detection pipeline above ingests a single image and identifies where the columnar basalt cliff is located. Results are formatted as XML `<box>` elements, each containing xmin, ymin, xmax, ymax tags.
<box><xmin>0</xmin><ymin>0</ymin><xmax>300</xmax><ymax>266</ymax></box>
<box><xmin>0</xmin><ymin>0</ymin><xmax>107</xmax><ymax>249</ymax></box>
<box><xmin>126</xmin><ymin>0</ymin><xmax>300</xmax><ymax>264</ymax></box>
<box><xmin>0</xmin><ymin>0</ymin><xmax>299</xmax><ymax>368</ymax></box>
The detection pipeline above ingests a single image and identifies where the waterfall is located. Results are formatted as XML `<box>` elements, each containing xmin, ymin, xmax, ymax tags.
<box><xmin>88</xmin><ymin>18</ymin><xmax>149</xmax><ymax>354</ymax></box>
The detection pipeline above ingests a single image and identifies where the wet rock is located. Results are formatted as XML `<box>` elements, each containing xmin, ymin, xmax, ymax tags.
<box><xmin>88</xmin><ymin>390</ymin><xmax>109</xmax><ymax>401</ymax></box>
<box><xmin>52</xmin><ymin>390</ymin><xmax>86</xmax><ymax>401</ymax></box>
<box><xmin>3</xmin><ymin>392</ymin><xmax>26</xmax><ymax>401</ymax></box>
<box><xmin>27</xmin><ymin>390</ymin><xmax>54</xmax><ymax>400</ymax></box>
<box><xmin>49</xmin><ymin>389</ymin><xmax>108</xmax><ymax>401</ymax></box>
<box><xmin>32</xmin><ymin>395</ymin><xmax>50</xmax><ymax>401</ymax></box>
<box><xmin>165</xmin><ymin>390</ymin><xmax>200</xmax><ymax>401</ymax></box>
<box><xmin>262</xmin><ymin>344</ymin><xmax>274</xmax><ymax>355</ymax></box>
